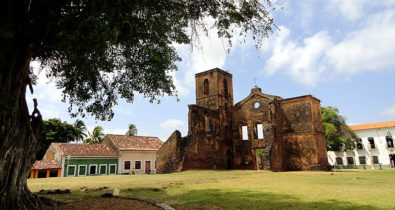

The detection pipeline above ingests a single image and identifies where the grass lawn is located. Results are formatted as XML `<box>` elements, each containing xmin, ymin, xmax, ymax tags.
<box><xmin>28</xmin><ymin>169</ymin><xmax>395</xmax><ymax>209</ymax></box>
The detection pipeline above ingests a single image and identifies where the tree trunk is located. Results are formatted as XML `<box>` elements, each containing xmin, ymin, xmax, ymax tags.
<box><xmin>0</xmin><ymin>43</ymin><xmax>46</xmax><ymax>209</ymax></box>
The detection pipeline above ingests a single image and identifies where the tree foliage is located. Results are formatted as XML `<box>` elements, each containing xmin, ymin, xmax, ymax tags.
<box><xmin>125</xmin><ymin>124</ymin><xmax>138</xmax><ymax>136</ymax></box>
<box><xmin>2</xmin><ymin>0</ymin><xmax>276</xmax><ymax>121</ymax></box>
<box><xmin>84</xmin><ymin>126</ymin><xmax>105</xmax><ymax>144</ymax></box>
<box><xmin>39</xmin><ymin>118</ymin><xmax>86</xmax><ymax>158</ymax></box>
<box><xmin>322</xmin><ymin>106</ymin><xmax>358</xmax><ymax>151</ymax></box>
<box><xmin>73</xmin><ymin>119</ymin><xmax>88</xmax><ymax>142</ymax></box>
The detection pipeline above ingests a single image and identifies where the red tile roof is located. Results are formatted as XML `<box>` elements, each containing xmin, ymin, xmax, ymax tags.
<box><xmin>52</xmin><ymin>143</ymin><xmax>118</xmax><ymax>157</ymax></box>
<box><xmin>349</xmin><ymin>121</ymin><xmax>395</xmax><ymax>131</ymax></box>
<box><xmin>32</xmin><ymin>160</ymin><xmax>61</xmax><ymax>170</ymax></box>
<box><xmin>105</xmin><ymin>134</ymin><xmax>163</xmax><ymax>151</ymax></box>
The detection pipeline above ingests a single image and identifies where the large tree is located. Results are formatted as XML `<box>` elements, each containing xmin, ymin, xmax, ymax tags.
<box><xmin>0</xmin><ymin>0</ymin><xmax>276</xmax><ymax>208</ymax></box>
<box><xmin>322</xmin><ymin>106</ymin><xmax>358</xmax><ymax>151</ymax></box>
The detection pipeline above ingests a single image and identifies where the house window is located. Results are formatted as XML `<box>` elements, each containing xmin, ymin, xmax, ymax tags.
<box><xmin>356</xmin><ymin>138</ymin><xmax>363</xmax><ymax>149</ymax></box>
<box><xmin>78</xmin><ymin>165</ymin><xmax>87</xmax><ymax>176</ymax></box>
<box><xmin>386</xmin><ymin>136</ymin><xmax>394</xmax><ymax>148</ymax></box>
<box><xmin>372</xmin><ymin>156</ymin><xmax>379</xmax><ymax>164</ymax></box>
<box><xmin>223</xmin><ymin>79</ymin><xmax>228</xmax><ymax>97</ymax></box>
<box><xmin>135</xmin><ymin>161</ymin><xmax>142</xmax><ymax>170</ymax></box>
<box><xmin>109</xmin><ymin>164</ymin><xmax>117</xmax><ymax>175</ymax></box>
<box><xmin>124</xmin><ymin>161</ymin><xmax>131</xmax><ymax>170</ymax></box>
<box><xmin>67</xmin><ymin>165</ymin><xmax>76</xmax><ymax>177</ymax></box>
<box><xmin>89</xmin><ymin>165</ymin><xmax>97</xmax><ymax>175</ymax></box>
<box><xmin>359</xmin><ymin>156</ymin><xmax>366</xmax><ymax>164</ymax></box>
<box><xmin>347</xmin><ymin>157</ymin><xmax>354</xmax><ymax>165</ymax></box>
<box><xmin>336</xmin><ymin>157</ymin><xmax>343</xmax><ymax>165</ymax></box>
<box><xmin>368</xmin><ymin>137</ymin><xmax>375</xmax><ymax>149</ymax></box>
<box><xmin>99</xmin><ymin>165</ymin><xmax>107</xmax><ymax>175</ymax></box>
<box><xmin>203</xmin><ymin>79</ymin><xmax>209</xmax><ymax>95</ymax></box>
<box><xmin>241</xmin><ymin>125</ymin><xmax>248</xmax><ymax>140</ymax></box>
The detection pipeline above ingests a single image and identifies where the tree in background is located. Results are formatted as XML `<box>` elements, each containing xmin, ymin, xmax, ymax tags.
<box><xmin>40</xmin><ymin>118</ymin><xmax>80</xmax><ymax>159</ymax></box>
<box><xmin>73</xmin><ymin>119</ymin><xmax>87</xmax><ymax>142</ymax></box>
<box><xmin>322</xmin><ymin>106</ymin><xmax>358</xmax><ymax>151</ymax></box>
<box><xmin>84</xmin><ymin>126</ymin><xmax>105</xmax><ymax>144</ymax></box>
<box><xmin>0</xmin><ymin>0</ymin><xmax>277</xmax><ymax>208</ymax></box>
<box><xmin>125</xmin><ymin>124</ymin><xmax>138</xmax><ymax>136</ymax></box>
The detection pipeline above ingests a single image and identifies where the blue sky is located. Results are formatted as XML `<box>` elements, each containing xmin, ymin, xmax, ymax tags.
<box><xmin>28</xmin><ymin>1</ymin><xmax>395</xmax><ymax>141</ymax></box>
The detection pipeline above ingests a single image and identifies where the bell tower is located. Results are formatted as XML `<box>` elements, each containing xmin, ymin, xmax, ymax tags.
<box><xmin>195</xmin><ymin>68</ymin><xmax>234</xmax><ymax>110</ymax></box>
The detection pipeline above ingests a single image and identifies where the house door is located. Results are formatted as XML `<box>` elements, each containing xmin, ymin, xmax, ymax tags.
<box><xmin>145</xmin><ymin>161</ymin><xmax>151</xmax><ymax>174</ymax></box>
<box><xmin>390</xmin><ymin>155</ymin><xmax>395</xmax><ymax>168</ymax></box>
<box><xmin>89</xmin><ymin>165</ymin><xmax>96</xmax><ymax>175</ymax></box>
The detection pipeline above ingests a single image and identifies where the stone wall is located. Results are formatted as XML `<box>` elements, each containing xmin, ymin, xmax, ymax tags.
<box><xmin>156</xmin><ymin>131</ymin><xmax>184</xmax><ymax>173</ymax></box>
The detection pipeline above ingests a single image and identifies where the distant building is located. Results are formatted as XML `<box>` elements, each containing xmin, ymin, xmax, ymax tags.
<box><xmin>30</xmin><ymin>160</ymin><xmax>61</xmax><ymax>179</ymax></box>
<box><xmin>102</xmin><ymin>135</ymin><xmax>163</xmax><ymax>174</ymax></box>
<box><xmin>327</xmin><ymin>121</ymin><xmax>395</xmax><ymax>169</ymax></box>
<box><xmin>42</xmin><ymin>143</ymin><xmax>119</xmax><ymax>177</ymax></box>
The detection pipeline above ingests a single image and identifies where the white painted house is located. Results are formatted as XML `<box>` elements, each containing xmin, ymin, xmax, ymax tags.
<box><xmin>327</xmin><ymin>121</ymin><xmax>395</xmax><ymax>169</ymax></box>
<box><xmin>102</xmin><ymin>134</ymin><xmax>163</xmax><ymax>174</ymax></box>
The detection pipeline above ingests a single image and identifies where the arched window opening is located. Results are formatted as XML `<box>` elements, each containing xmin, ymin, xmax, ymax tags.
<box><xmin>223</xmin><ymin>79</ymin><xmax>228</xmax><ymax>97</ymax></box>
<box><xmin>241</xmin><ymin>124</ymin><xmax>248</xmax><ymax>140</ymax></box>
<box><xmin>204</xmin><ymin>79</ymin><xmax>209</xmax><ymax>95</ymax></box>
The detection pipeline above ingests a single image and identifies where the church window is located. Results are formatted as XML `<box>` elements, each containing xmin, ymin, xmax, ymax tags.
<box><xmin>204</xmin><ymin>79</ymin><xmax>209</xmax><ymax>95</ymax></box>
<box><xmin>223</xmin><ymin>79</ymin><xmax>228</xmax><ymax>97</ymax></box>
<box><xmin>336</xmin><ymin>157</ymin><xmax>343</xmax><ymax>165</ymax></box>
<box><xmin>241</xmin><ymin>125</ymin><xmax>248</xmax><ymax>140</ymax></box>
<box><xmin>254</xmin><ymin>102</ymin><xmax>260</xmax><ymax>109</ymax></box>
<box><xmin>257</xmin><ymin>124</ymin><xmax>264</xmax><ymax>139</ymax></box>
<box><xmin>205</xmin><ymin>116</ymin><xmax>210</xmax><ymax>132</ymax></box>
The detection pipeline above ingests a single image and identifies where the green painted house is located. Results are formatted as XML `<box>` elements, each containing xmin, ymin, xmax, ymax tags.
<box><xmin>42</xmin><ymin>143</ymin><xmax>119</xmax><ymax>177</ymax></box>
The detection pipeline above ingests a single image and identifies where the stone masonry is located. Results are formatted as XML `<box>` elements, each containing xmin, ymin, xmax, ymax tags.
<box><xmin>156</xmin><ymin>68</ymin><xmax>328</xmax><ymax>173</ymax></box>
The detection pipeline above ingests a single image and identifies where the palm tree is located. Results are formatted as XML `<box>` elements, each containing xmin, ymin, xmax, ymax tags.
<box><xmin>73</xmin><ymin>119</ymin><xmax>87</xmax><ymax>143</ymax></box>
<box><xmin>84</xmin><ymin>126</ymin><xmax>105</xmax><ymax>144</ymax></box>
<box><xmin>125</xmin><ymin>124</ymin><xmax>138</xmax><ymax>136</ymax></box>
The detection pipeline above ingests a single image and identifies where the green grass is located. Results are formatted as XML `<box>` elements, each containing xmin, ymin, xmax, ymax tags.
<box><xmin>28</xmin><ymin>169</ymin><xmax>395</xmax><ymax>209</ymax></box>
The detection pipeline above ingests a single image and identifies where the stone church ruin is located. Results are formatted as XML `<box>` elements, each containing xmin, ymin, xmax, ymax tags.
<box><xmin>156</xmin><ymin>68</ymin><xmax>328</xmax><ymax>173</ymax></box>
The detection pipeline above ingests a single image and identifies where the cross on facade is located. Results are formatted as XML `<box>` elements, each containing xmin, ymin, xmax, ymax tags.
<box><xmin>253</xmin><ymin>78</ymin><xmax>258</xmax><ymax>87</ymax></box>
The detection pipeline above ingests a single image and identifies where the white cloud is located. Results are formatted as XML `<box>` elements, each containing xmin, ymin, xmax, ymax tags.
<box><xmin>331</xmin><ymin>0</ymin><xmax>369</xmax><ymax>21</ymax></box>
<box><xmin>261</xmin><ymin>9</ymin><xmax>395</xmax><ymax>86</ymax></box>
<box><xmin>104</xmin><ymin>128</ymin><xmax>127</xmax><ymax>135</ymax></box>
<box><xmin>382</xmin><ymin>105</ymin><xmax>395</xmax><ymax>117</ymax></box>
<box><xmin>263</xmin><ymin>26</ymin><xmax>333</xmax><ymax>86</ymax></box>
<box><xmin>159</xmin><ymin>119</ymin><xmax>185</xmax><ymax>130</ymax></box>
<box><xmin>327</xmin><ymin>10</ymin><xmax>395</xmax><ymax>74</ymax></box>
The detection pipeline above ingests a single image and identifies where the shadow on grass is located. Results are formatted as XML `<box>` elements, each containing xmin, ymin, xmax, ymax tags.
<box><xmin>165</xmin><ymin>189</ymin><xmax>378</xmax><ymax>210</ymax></box>
<box><xmin>43</xmin><ymin>187</ymin><xmax>379</xmax><ymax>210</ymax></box>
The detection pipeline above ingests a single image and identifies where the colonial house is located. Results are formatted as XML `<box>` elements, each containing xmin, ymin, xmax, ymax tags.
<box><xmin>30</xmin><ymin>160</ymin><xmax>61</xmax><ymax>179</ymax></box>
<box><xmin>328</xmin><ymin>121</ymin><xmax>395</xmax><ymax>169</ymax></box>
<box><xmin>102</xmin><ymin>135</ymin><xmax>163</xmax><ymax>174</ymax></box>
<box><xmin>42</xmin><ymin>143</ymin><xmax>119</xmax><ymax>177</ymax></box>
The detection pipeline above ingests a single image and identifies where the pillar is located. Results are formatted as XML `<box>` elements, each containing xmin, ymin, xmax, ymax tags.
<box><xmin>30</xmin><ymin>170</ymin><xmax>35</xmax><ymax>179</ymax></box>
<box><xmin>57</xmin><ymin>169</ymin><xmax>61</xmax><ymax>177</ymax></box>
<box><xmin>46</xmin><ymin>170</ymin><xmax>50</xmax><ymax>178</ymax></box>
<box><xmin>34</xmin><ymin>170</ymin><xmax>38</xmax><ymax>178</ymax></box>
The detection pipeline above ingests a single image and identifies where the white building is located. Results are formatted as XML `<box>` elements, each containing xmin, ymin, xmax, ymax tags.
<box><xmin>102</xmin><ymin>134</ymin><xmax>163</xmax><ymax>174</ymax></box>
<box><xmin>327</xmin><ymin>121</ymin><xmax>395</xmax><ymax>169</ymax></box>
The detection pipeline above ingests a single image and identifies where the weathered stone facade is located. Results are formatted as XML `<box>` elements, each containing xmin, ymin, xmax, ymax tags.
<box><xmin>156</xmin><ymin>68</ymin><xmax>328</xmax><ymax>173</ymax></box>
